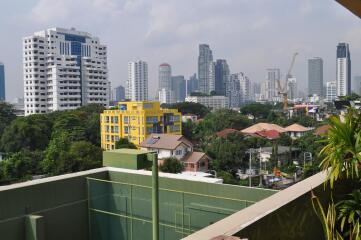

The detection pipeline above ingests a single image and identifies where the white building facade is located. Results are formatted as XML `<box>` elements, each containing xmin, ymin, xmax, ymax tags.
<box><xmin>185</xmin><ymin>95</ymin><xmax>229</xmax><ymax>111</ymax></box>
<box><xmin>126</xmin><ymin>60</ymin><xmax>148</xmax><ymax>101</ymax></box>
<box><xmin>336</xmin><ymin>43</ymin><xmax>351</xmax><ymax>97</ymax></box>
<box><xmin>23</xmin><ymin>27</ymin><xmax>109</xmax><ymax>116</ymax></box>
<box><xmin>326</xmin><ymin>81</ymin><xmax>337</xmax><ymax>102</ymax></box>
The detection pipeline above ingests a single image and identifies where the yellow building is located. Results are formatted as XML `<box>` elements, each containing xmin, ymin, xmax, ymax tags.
<box><xmin>100</xmin><ymin>101</ymin><xmax>182</xmax><ymax>150</ymax></box>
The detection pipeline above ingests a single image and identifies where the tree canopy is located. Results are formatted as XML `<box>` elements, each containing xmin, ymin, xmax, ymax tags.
<box><xmin>241</xmin><ymin>103</ymin><xmax>272</xmax><ymax>123</ymax></box>
<box><xmin>159</xmin><ymin>157</ymin><xmax>184</xmax><ymax>173</ymax></box>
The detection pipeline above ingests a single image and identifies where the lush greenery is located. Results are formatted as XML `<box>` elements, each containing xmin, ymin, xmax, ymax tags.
<box><xmin>312</xmin><ymin>108</ymin><xmax>361</xmax><ymax>239</ymax></box>
<box><xmin>0</xmin><ymin>104</ymin><xmax>104</xmax><ymax>184</ymax></box>
<box><xmin>178</xmin><ymin>102</ymin><xmax>327</xmax><ymax>185</ymax></box>
<box><xmin>159</xmin><ymin>157</ymin><xmax>184</xmax><ymax>173</ymax></box>
<box><xmin>162</xmin><ymin>102</ymin><xmax>210</xmax><ymax>118</ymax></box>
<box><xmin>115</xmin><ymin>138</ymin><xmax>137</xmax><ymax>149</ymax></box>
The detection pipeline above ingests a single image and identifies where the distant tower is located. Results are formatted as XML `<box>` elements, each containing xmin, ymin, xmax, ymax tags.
<box><xmin>336</xmin><ymin>43</ymin><xmax>351</xmax><ymax>96</ymax></box>
<box><xmin>287</xmin><ymin>77</ymin><xmax>297</xmax><ymax>100</ymax></box>
<box><xmin>113</xmin><ymin>85</ymin><xmax>125</xmax><ymax>102</ymax></box>
<box><xmin>215</xmin><ymin>59</ymin><xmax>229</xmax><ymax>95</ymax></box>
<box><xmin>0</xmin><ymin>62</ymin><xmax>5</xmax><ymax>101</ymax></box>
<box><xmin>266</xmin><ymin>68</ymin><xmax>280</xmax><ymax>100</ymax></box>
<box><xmin>158</xmin><ymin>63</ymin><xmax>173</xmax><ymax>104</ymax></box>
<box><xmin>127</xmin><ymin>60</ymin><xmax>148</xmax><ymax>101</ymax></box>
<box><xmin>308</xmin><ymin>57</ymin><xmax>323</xmax><ymax>97</ymax></box>
<box><xmin>186</xmin><ymin>73</ymin><xmax>198</xmax><ymax>95</ymax></box>
<box><xmin>198</xmin><ymin>44</ymin><xmax>215</xmax><ymax>94</ymax></box>
<box><xmin>171</xmin><ymin>76</ymin><xmax>186</xmax><ymax>102</ymax></box>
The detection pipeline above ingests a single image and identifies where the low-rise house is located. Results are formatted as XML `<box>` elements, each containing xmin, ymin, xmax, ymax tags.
<box><xmin>284</xmin><ymin>123</ymin><xmax>312</xmax><ymax>139</ymax></box>
<box><xmin>140</xmin><ymin>134</ymin><xmax>209</xmax><ymax>172</ymax></box>
<box><xmin>241</xmin><ymin>123</ymin><xmax>286</xmax><ymax>134</ymax></box>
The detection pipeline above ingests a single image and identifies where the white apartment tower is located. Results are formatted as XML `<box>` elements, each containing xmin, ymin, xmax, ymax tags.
<box><xmin>336</xmin><ymin>43</ymin><xmax>351</xmax><ymax>97</ymax></box>
<box><xmin>126</xmin><ymin>61</ymin><xmax>148</xmax><ymax>101</ymax></box>
<box><xmin>326</xmin><ymin>81</ymin><xmax>337</xmax><ymax>102</ymax></box>
<box><xmin>23</xmin><ymin>27</ymin><xmax>109</xmax><ymax>116</ymax></box>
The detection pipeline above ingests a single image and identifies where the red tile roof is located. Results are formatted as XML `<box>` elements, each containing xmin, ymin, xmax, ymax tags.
<box><xmin>216</xmin><ymin>128</ymin><xmax>240</xmax><ymax>138</ymax></box>
<box><xmin>254</xmin><ymin>130</ymin><xmax>280</xmax><ymax>139</ymax></box>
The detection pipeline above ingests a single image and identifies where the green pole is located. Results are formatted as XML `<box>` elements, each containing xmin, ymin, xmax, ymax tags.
<box><xmin>149</xmin><ymin>152</ymin><xmax>159</xmax><ymax>240</ymax></box>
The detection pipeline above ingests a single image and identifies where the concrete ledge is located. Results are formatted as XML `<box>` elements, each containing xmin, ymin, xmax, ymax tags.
<box><xmin>183</xmin><ymin>171</ymin><xmax>327</xmax><ymax>240</ymax></box>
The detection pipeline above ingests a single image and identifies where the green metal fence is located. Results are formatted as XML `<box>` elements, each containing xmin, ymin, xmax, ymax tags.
<box><xmin>87</xmin><ymin>177</ymin><xmax>255</xmax><ymax>240</ymax></box>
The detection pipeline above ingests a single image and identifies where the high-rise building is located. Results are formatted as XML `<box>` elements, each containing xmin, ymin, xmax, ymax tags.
<box><xmin>214</xmin><ymin>59</ymin><xmax>229</xmax><ymax>95</ymax></box>
<box><xmin>308</xmin><ymin>57</ymin><xmax>323</xmax><ymax>97</ymax></box>
<box><xmin>126</xmin><ymin>61</ymin><xmax>148</xmax><ymax>101</ymax></box>
<box><xmin>113</xmin><ymin>85</ymin><xmax>125</xmax><ymax>102</ymax></box>
<box><xmin>230</xmin><ymin>72</ymin><xmax>250</xmax><ymax>104</ymax></box>
<box><xmin>336</xmin><ymin>43</ymin><xmax>351</xmax><ymax>96</ymax></box>
<box><xmin>100</xmin><ymin>101</ymin><xmax>182</xmax><ymax>148</ymax></box>
<box><xmin>353</xmin><ymin>76</ymin><xmax>361</xmax><ymax>95</ymax></box>
<box><xmin>251</xmin><ymin>82</ymin><xmax>261</xmax><ymax>101</ymax></box>
<box><xmin>171</xmin><ymin>76</ymin><xmax>186</xmax><ymax>102</ymax></box>
<box><xmin>287</xmin><ymin>77</ymin><xmax>297</xmax><ymax>100</ymax></box>
<box><xmin>198</xmin><ymin>44</ymin><xmax>215</xmax><ymax>94</ymax></box>
<box><xmin>23</xmin><ymin>27</ymin><xmax>109</xmax><ymax>115</ymax></box>
<box><xmin>326</xmin><ymin>81</ymin><xmax>337</xmax><ymax>102</ymax></box>
<box><xmin>187</xmin><ymin>73</ymin><xmax>198</xmax><ymax>95</ymax></box>
<box><xmin>0</xmin><ymin>62</ymin><xmax>5</xmax><ymax>101</ymax></box>
<box><xmin>158</xmin><ymin>63</ymin><xmax>172</xmax><ymax>90</ymax></box>
<box><xmin>228</xmin><ymin>74</ymin><xmax>241</xmax><ymax>108</ymax></box>
<box><xmin>158</xmin><ymin>63</ymin><xmax>173</xmax><ymax>104</ymax></box>
<box><xmin>265</xmin><ymin>68</ymin><xmax>280</xmax><ymax>101</ymax></box>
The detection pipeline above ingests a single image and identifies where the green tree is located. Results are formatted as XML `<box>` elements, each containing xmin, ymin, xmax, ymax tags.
<box><xmin>319</xmin><ymin>108</ymin><xmax>361</xmax><ymax>187</ymax></box>
<box><xmin>164</xmin><ymin>102</ymin><xmax>210</xmax><ymax>118</ymax></box>
<box><xmin>115</xmin><ymin>138</ymin><xmax>137</xmax><ymax>149</ymax></box>
<box><xmin>68</xmin><ymin>141</ymin><xmax>102</xmax><ymax>171</ymax></box>
<box><xmin>51</xmin><ymin>113</ymin><xmax>86</xmax><ymax>141</ymax></box>
<box><xmin>41</xmin><ymin>132</ymin><xmax>72</xmax><ymax>175</ymax></box>
<box><xmin>159</xmin><ymin>157</ymin><xmax>184</xmax><ymax>173</ymax></box>
<box><xmin>241</xmin><ymin>103</ymin><xmax>272</xmax><ymax>123</ymax></box>
<box><xmin>206</xmin><ymin>133</ymin><xmax>247</xmax><ymax>171</ymax></box>
<box><xmin>218</xmin><ymin>171</ymin><xmax>238</xmax><ymax>185</ymax></box>
<box><xmin>200</xmin><ymin>109</ymin><xmax>250</xmax><ymax>134</ymax></box>
<box><xmin>0</xmin><ymin>102</ymin><xmax>16</xmax><ymax>137</ymax></box>
<box><xmin>1</xmin><ymin>150</ymin><xmax>43</xmax><ymax>181</ymax></box>
<box><xmin>313</xmin><ymin>108</ymin><xmax>361</xmax><ymax>239</ymax></box>
<box><xmin>0</xmin><ymin>115</ymin><xmax>52</xmax><ymax>153</ymax></box>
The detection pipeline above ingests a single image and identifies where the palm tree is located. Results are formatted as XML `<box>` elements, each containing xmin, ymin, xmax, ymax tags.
<box><xmin>319</xmin><ymin>108</ymin><xmax>361</xmax><ymax>188</ymax></box>
<box><xmin>337</xmin><ymin>190</ymin><xmax>361</xmax><ymax>239</ymax></box>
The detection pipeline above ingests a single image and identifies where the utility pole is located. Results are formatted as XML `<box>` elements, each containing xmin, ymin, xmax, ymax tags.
<box><xmin>249</xmin><ymin>150</ymin><xmax>252</xmax><ymax>187</ymax></box>
<box><xmin>149</xmin><ymin>152</ymin><xmax>159</xmax><ymax>240</ymax></box>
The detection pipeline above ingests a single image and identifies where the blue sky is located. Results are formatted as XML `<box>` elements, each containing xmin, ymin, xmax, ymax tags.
<box><xmin>1</xmin><ymin>0</ymin><xmax>361</xmax><ymax>100</ymax></box>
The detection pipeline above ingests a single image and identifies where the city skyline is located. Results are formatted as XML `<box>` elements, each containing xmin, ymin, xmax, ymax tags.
<box><xmin>1</xmin><ymin>1</ymin><xmax>361</xmax><ymax>101</ymax></box>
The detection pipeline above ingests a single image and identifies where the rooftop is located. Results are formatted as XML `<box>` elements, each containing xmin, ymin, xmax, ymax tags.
<box><xmin>284</xmin><ymin>123</ymin><xmax>310</xmax><ymax>132</ymax></box>
<box><xmin>0</xmin><ymin>166</ymin><xmax>276</xmax><ymax>240</ymax></box>
<box><xmin>140</xmin><ymin>134</ymin><xmax>193</xmax><ymax>150</ymax></box>
<box><xmin>241</xmin><ymin>123</ymin><xmax>286</xmax><ymax>134</ymax></box>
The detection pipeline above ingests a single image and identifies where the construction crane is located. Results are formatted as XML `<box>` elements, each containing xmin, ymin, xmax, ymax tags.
<box><xmin>277</xmin><ymin>52</ymin><xmax>298</xmax><ymax>111</ymax></box>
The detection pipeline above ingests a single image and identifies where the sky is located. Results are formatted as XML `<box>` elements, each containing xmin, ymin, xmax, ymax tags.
<box><xmin>1</xmin><ymin>0</ymin><xmax>361</xmax><ymax>101</ymax></box>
